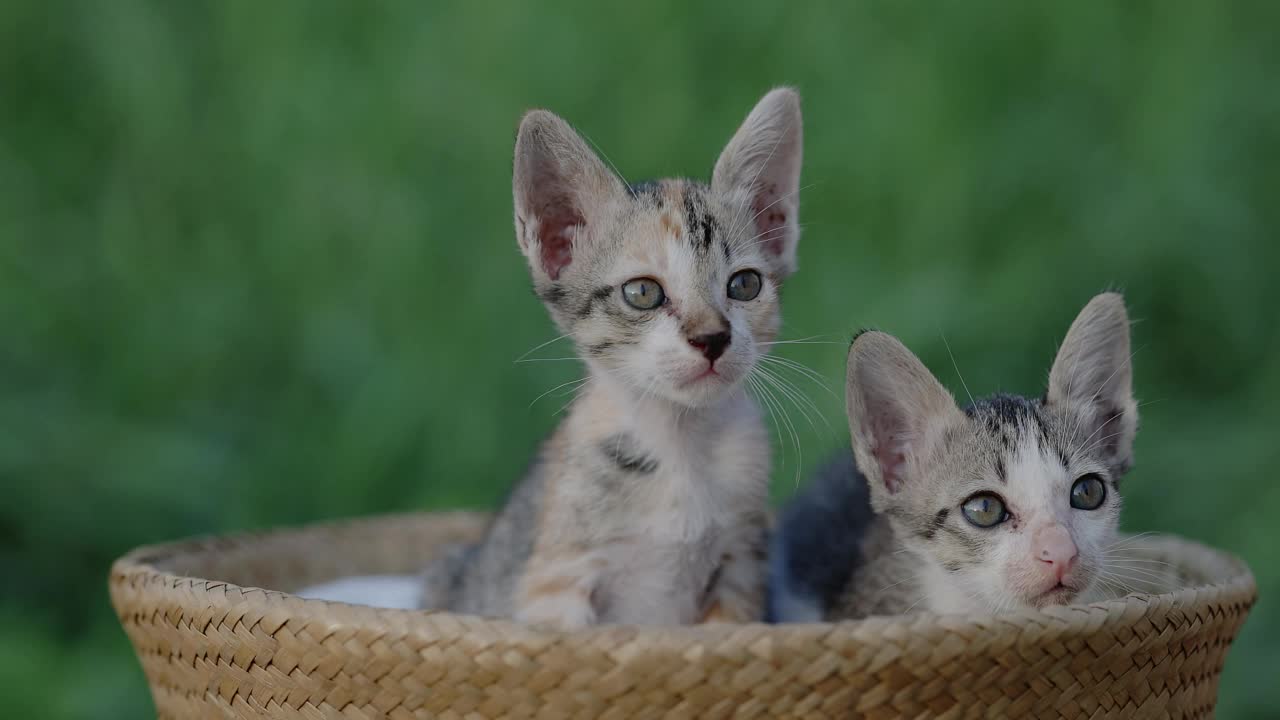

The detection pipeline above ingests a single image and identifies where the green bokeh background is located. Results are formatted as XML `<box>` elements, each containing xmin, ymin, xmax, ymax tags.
<box><xmin>2</xmin><ymin>2</ymin><xmax>1276</xmax><ymax>717</ymax></box>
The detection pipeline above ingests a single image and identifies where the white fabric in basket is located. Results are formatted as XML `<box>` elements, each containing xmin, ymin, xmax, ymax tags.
<box><xmin>296</xmin><ymin>574</ymin><xmax>422</xmax><ymax>609</ymax></box>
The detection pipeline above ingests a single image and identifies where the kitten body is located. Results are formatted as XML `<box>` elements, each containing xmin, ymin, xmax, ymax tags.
<box><xmin>424</xmin><ymin>89</ymin><xmax>804</xmax><ymax>628</ymax></box>
<box><xmin>770</xmin><ymin>293</ymin><xmax>1138</xmax><ymax>620</ymax></box>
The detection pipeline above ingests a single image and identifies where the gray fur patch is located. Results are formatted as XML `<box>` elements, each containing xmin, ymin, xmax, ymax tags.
<box><xmin>599</xmin><ymin>433</ymin><xmax>659</xmax><ymax>475</ymax></box>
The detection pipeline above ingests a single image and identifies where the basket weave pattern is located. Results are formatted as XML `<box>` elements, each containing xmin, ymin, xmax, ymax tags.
<box><xmin>110</xmin><ymin>512</ymin><xmax>1256</xmax><ymax>719</ymax></box>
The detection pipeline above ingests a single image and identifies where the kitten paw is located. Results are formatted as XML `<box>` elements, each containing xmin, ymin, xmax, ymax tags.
<box><xmin>699</xmin><ymin>599</ymin><xmax>756</xmax><ymax>624</ymax></box>
<box><xmin>516</xmin><ymin>593</ymin><xmax>597</xmax><ymax>630</ymax></box>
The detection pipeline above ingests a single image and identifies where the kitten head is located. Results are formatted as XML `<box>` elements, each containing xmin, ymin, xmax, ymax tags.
<box><xmin>511</xmin><ymin>88</ymin><xmax>802</xmax><ymax>408</ymax></box>
<box><xmin>846</xmin><ymin>293</ymin><xmax>1137</xmax><ymax>612</ymax></box>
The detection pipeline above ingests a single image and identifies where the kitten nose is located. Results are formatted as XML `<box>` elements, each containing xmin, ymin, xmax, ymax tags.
<box><xmin>1034</xmin><ymin>524</ymin><xmax>1078</xmax><ymax>578</ymax></box>
<box><xmin>688</xmin><ymin>331</ymin><xmax>731</xmax><ymax>362</ymax></box>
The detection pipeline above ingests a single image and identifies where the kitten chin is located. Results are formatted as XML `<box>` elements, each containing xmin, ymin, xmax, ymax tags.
<box><xmin>771</xmin><ymin>293</ymin><xmax>1138</xmax><ymax>620</ymax></box>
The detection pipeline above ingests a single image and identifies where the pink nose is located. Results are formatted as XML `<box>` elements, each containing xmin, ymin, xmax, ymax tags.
<box><xmin>1033</xmin><ymin>524</ymin><xmax>1078</xmax><ymax>580</ymax></box>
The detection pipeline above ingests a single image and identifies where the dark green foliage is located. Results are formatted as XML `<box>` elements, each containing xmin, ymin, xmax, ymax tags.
<box><xmin>1</xmin><ymin>2</ymin><xmax>1275</xmax><ymax>717</ymax></box>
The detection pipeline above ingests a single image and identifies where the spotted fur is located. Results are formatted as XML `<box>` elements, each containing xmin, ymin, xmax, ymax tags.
<box><xmin>770</xmin><ymin>293</ymin><xmax>1139</xmax><ymax>620</ymax></box>
<box><xmin>424</xmin><ymin>89</ymin><xmax>803</xmax><ymax>628</ymax></box>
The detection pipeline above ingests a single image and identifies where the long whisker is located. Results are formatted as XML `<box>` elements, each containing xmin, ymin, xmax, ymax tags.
<box><xmin>528</xmin><ymin>377</ymin><xmax>588</xmax><ymax>409</ymax></box>
<box><xmin>1106</xmin><ymin>531</ymin><xmax>1162</xmax><ymax>549</ymax></box>
<box><xmin>757</xmin><ymin>365</ymin><xmax>832</xmax><ymax>435</ymax></box>
<box><xmin>1098</xmin><ymin>567</ymin><xmax>1171</xmax><ymax>594</ymax></box>
<box><xmin>751</xmin><ymin>370</ymin><xmax>803</xmax><ymax>487</ymax></box>
<box><xmin>940</xmin><ymin>331</ymin><xmax>976</xmax><ymax>409</ymax></box>
<box><xmin>736</xmin><ymin>221</ymin><xmax>812</xmax><ymax>252</ymax></box>
<box><xmin>514</xmin><ymin>332</ymin><xmax>576</xmax><ymax>362</ymax></box>
<box><xmin>875</xmin><ymin>575</ymin><xmax>916</xmax><ymax>596</ymax></box>
<box><xmin>759</xmin><ymin>340</ymin><xmax>842</xmax><ymax>346</ymax></box>
<box><xmin>578</xmin><ymin>129</ymin><xmax>629</xmax><ymax>187</ymax></box>
<box><xmin>1102</xmin><ymin>564</ymin><xmax>1173</xmax><ymax>583</ymax></box>
<box><xmin>1086</xmin><ymin>343</ymin><xmax>1145</xmax><ymax>409</ymax></box>
<box><xmin>759</xmin><ymin>355</ymin><xmax>836</xmax><ymax>397</ymax></box>
<box><xmin>1079</xmin><ymin>428</ymin><xmax>1124</xmax><ymax>457</ymax></box>
<box><xmin>1100</xmin><ymin>555</ymin><xmax>1175</xmax><ymax>567</ymax></box>
<box><xmin>733</xmin><ymin>182</ymin><xmax>818</xmax><ymax>243</ymax></box>
<box><xmin>747</xmin><ymin>375</ymin><xmax>785</xmax><ymax>458</ymax></box>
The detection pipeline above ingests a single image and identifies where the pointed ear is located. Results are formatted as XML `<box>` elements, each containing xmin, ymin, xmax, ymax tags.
<box><xmin>1046</xmin><ymin>292</ymin><xmax>1138</xmax><ymax>473</ymax></box>
<box><xmin>846</xmin><ymin>331</ymin><xmax>963</xmax><ymax>504</ymax></box>
<box><xmin>513</xmin><ymin>110</ymin><xmax>624</xmax><ymax>281</ymax></box>
<box><xmin>712</xmin><ymin>87</ymin><xmax>803</xmax><ymax>276</ymax></box>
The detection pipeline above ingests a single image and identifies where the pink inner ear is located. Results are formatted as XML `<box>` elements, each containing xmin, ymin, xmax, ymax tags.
<box><xmin>751</xmin><ymin>183</ymin><xmax>789</xmax><ymax>257</ymax></box>
<box><xmin>873</xmin><ymin>440</ymin><xmax>908</xmax><ymax>494</ymax></box>
<box><xmin>537</xmin><ymin>207</ymin><xmax>583</xmax><ymax>280</ymax></box>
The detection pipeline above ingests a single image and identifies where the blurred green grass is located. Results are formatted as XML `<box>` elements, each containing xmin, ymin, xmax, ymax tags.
<box><xmin>1</xmin><ymin>1</ymin><xmax>1276</xmax><ymax>717</ymax></box>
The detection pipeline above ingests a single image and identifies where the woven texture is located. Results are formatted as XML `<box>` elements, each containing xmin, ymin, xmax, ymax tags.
<box><xmin>110</xmin><ymin>512</ymin><xmax>1256</xmax><ymax>719</ymax></box>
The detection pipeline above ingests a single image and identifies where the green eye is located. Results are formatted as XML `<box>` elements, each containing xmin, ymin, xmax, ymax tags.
<box><xmin>1070</xmin><ymin>474</ymin><xmax>1106</xmax><ymax>510</ymax></box>
<box><xmin>961</xmin><ymin>493</ymin><xmax>1008</xmax><ymax>528</ymax></box>
<box><xmin>622</xmin><ymin>277</ymin><xmax>665</xmax><ymax>310</ymax></box>
<box><xmin>727</xmin><ymin>269</ymin><xmax>762</xmax><ymax>301</ymax></box>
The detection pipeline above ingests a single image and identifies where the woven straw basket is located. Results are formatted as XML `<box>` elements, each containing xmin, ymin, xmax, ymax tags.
<box><xmin>110</xmin><ymin>511</ymin><xmax>1256</xmax><ymax>719</ymax></box>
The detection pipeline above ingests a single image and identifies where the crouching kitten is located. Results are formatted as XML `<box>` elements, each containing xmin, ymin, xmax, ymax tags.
<box><xmin>770</xmin><ymin>293</ymin><xmax>1139</xmax><ymax>620</ymax></box>
<box><xmin>424</xmin><ymin>89</ymin><xmax>805</xmax><ymax>628</ymax></box>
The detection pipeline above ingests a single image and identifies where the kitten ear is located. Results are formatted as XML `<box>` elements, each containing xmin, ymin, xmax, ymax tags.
<box><xmin>846</xmin><ymin>331</ymin><xmax>963</xmax><ymax>502</ymax></box>
<box><xmin>712</xmin><ymin>87</ymin><xmax>803</xmax><ymax>277</ymax></box>
<box><xmin>1046</xmin><ymin>292</ymin><xmax>1139</xmax><ymax>473</ymax></box>
<box><xmin>513</xmin><ymin>110</ymin><xmax>624</xmax><ymax>281</ymax></box>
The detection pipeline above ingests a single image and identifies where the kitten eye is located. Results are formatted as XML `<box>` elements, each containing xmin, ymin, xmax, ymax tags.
<box><xmin>726</xmin><ymin>269</ymin><xmax>762</xmax><ymax>301</ymax></box>
<box><xmin>621</xmin><ymin>277</ymin><xmax>665</xmax><ymax>310</ymax></box>
<box><xmin>961</xmin><ymin>493</ymin><xmax>1008</xmax><ymax>528</ymax></box>
<box><xmin>1070</xmin><ymin>474</ymin><xmax>1106</xmax><ymax>510</ymax></box>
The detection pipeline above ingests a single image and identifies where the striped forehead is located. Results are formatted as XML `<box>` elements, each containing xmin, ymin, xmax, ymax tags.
<box><xmin>1004</xmin><ymin>432</ymin><xmax>1070</xmax><ymax>514</ymax></box>
<box><xmin>620</xmin><ymin>179</ymin><xmax>734</xmax><ymax>278</ymax></box>
<box><xmin>964</xmin><ymin>394</ymin><xmax>1074</xmax><ymax>513</ymax></box>
<box><xmin>966</xmin><ymin>395</ymin><xmax>1073</xmax><ymax>472</ymax></box>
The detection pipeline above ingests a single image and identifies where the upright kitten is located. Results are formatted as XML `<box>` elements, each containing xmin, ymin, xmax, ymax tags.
<box><xmin>770</xmin><ymin>293</ymin><xmax>1138</xmax><ymax>620</ymax></box>
<box><xmin>423</xmin><ymin>89</ymin><xmax>804</xmax><ymax>628</ymax></box>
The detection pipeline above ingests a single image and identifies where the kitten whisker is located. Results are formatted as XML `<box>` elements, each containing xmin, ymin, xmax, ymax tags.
<box><xmin>1101</xmin><ymin>563</ymin><xmax>1174</xmax><ymax>582</ymax></box>
<box><xmin>528</xmin><ymin>377</ymin><xmax>589</xmax><ymax>409</ymax></box>
<box><xmin>756</xmin><ymin>365</ymin><xmax>833</xmax><ymax>438</ymax></box>
<box><xmin>514</xmin><ymin>357</ymin><xmax>582</xmax><ymax>363</ymax></box>
<box><xmin>1085</xmin><ymin>343</ymin><xmax>1145</xmax><ymax>410</ymax></box>
<box><xmin>756</xmin><ymin>364</ymin><xmax>823</xmax><ymax>419</ymax></box>
<box><xmin>1079</xmin><ymin>428</ymin><xmax>1125</xmax><ymax>457</ymax></box>
<box><xmin>749</xmin><ymin>376</ymin><xmax>781</xmax><ymax>449</ymax></box>
<box><xmin>759</xmin><ymin>340</ymin><xmax>841</xmax><ymax>346</ymax></box>
<box><xmin>758</xmin><ymin>354</ymin><xmax>836</xmax><ymax>397</ymax></box>
<box><xmin>1099</xmin><ymin>567</ymin><xmax>1172</xmax><ymax>593</ymax></box>
<box><xmin>765</xmin><ymin>364</ymin><xmax>828</xmax><ymax>436</ymax></box>
<box><xmin>746</xmin><ymin>375</ymin><xmax>786</xmax><ymax>459</ymax></box>
<box><xmin>1100</xmin><ymin>556</ymin><xmax>1175</xmax><ymax>568</ymax></box>
<box><xmin>748</xmin><ymin>372</ymin><xmax>803</xmax><ymax>487</ymax></box>
<box><xmin>577</xmin><ymin>129</ymin><xmax>629</xmax><ymax>187</ymax></box>
<box><xmin>515</xmin><ymin>332</ymin><xmax>577</xmax><ymax>363</ymax></box>
<box><xmin>1105</xmin><ymin>531</ymin><xmax>1161</xmax><ymax>549</ymax></box>
<box><xmin>1097</xmin><ymin>569</ymin><xmax>1165</xmax><ymax>595</ymax></box>
<box><xmin>737</xmin><ymin>223</ymin><xmax>809</xmax><ymax>252</ymax></box>
<box><xmin>1093</xmin><ymin>575</ymin><xmax>1132</xmax><ymax>600</ymax></box>
<box><xmin>874</xmin><ymin>577</ymin><xmax>914</xmax><ymax>595</ymax></box>
<box><xmin>940</xmin><ymin>331</ymin><xmax>976</xmax><ymax>409</ymax></box>
<box><xmin>733</xmin><ymin>182</ymin><xmax>818</xmax><ymax>243</ymax></box>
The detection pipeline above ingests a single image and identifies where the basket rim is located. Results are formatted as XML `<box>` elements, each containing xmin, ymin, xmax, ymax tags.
<box><xmin>109</xmin><ymin>510</ymin><xmax>1259</xmax><ymax>645</ymax></box>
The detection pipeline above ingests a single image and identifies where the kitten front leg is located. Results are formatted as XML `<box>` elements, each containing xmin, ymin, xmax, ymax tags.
<box><xmin>515</xmin><ymin>549</ymin><xmax>605</xmax><ymax>630</ymax></box>
<box><xmin>700</xmin><ymin>526</ymin><xmax>767</xmax><ymax>623</ymax></box>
